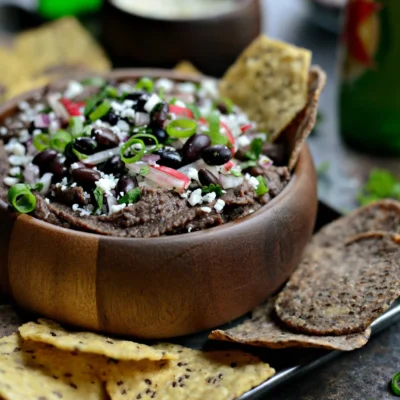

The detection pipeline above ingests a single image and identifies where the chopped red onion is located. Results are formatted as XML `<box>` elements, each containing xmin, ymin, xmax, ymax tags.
<box><xmin>106</xmin><ymin>195</ymin><xmax>118</xmax><ymax>215</ymax></box>
<box><xmin>82</xmin><ymin>147</ymin><xmax>120</xmax><ymax>165</ymax></box>
<box><xmin>258</xmin><ymin>155</ymin><xmax>273</xmax><ymax>169</ymax></box>
<box><xmin>135</xmin><ymin>112</ymin><xmax>150</xmax><ymax>127</ymax></box>
<box><xmin>23</xmin><ymin>164</ymin><xmax>40</xmax><ymax>184</ymax></box>
<box><xmin>39</xmin><ymin>173</ymin><xmax>53</xmax><ymax>195</ymax></box>
<box><xmin>34</xmin><ymin>114</ymin><xmax>50</xmax><ymax>128</ymax></box>
<box><xmin>47</xmin><ymin>93</ymin><xmax>70</xmax><ymax>122</ymax></box>
<box><xmin>219</xmin><ymin>173</ymin><xmax>244</xmax><ymax>189</ymax></box>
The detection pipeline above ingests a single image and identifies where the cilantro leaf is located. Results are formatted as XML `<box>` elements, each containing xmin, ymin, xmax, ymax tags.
<box><xmin>245</xmin><ymin>138</ymin><xmax>264</xmax><ymax>161</ymax></box>
<box><xmin>119</xmin><ymin>188</ymin><xmax>141</xmax><ymax>205</ymax></box>
<box><xmin>201</xmin><ymin>184</ymin><xmax>222</xmax><ymax>197</ymax></box>
<box><xmin>255</xmin><ymin>176</ymin><xmax>269</xmax><ymax>196</ymax></box>
<box><xmin>93</xmin><ymin>187</ymin><xmax>104</xmax><ymax>213</ymax></box>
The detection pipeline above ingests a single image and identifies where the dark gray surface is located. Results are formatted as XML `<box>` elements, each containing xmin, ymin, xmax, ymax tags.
<box><xmin>264</xmin><ymin>1</ymin><xmax>400</xmax><ymax>399</ymax></box>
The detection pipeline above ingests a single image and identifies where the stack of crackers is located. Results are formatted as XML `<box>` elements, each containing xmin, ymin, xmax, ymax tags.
<box><xmin>0</xmin><ymin>17</ymin><xmax>111</xmax><ymax>103</ymax></box>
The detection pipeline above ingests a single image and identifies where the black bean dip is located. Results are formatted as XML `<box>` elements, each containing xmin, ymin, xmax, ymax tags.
<box><xmin>0</xmin><ymin>76</ymin><xmax>291</xmax><ymax>237</ymax></box>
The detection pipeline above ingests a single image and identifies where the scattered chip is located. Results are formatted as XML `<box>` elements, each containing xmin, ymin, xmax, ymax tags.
<box><xmin>19</xmin><ymin>319</ymin><xmax>176</xmax><ymax>361</ymax></box>
<box><xmin>209</xmin><ymin>299</ymin><xmax>371</xmax><ymax>351</ymax></box>
<box><xmin>174</xmin><ymin>60</ymin><xmax>201</xmax><ymax>75</ymax></box>
<box><xmin>275</xmin><ymin>232</ymin><xmax>400</xmax><ymax>335</ymax></box>
<box><xmin>103</xmin><ymin>343</ymin><xmax>275</xmax><ymax>400</ymax></box>
<box><xmin>219</xmin><ymin>35</ymin><xmax>311</xmax><ymax>141</ymax></box>
<box><xmin>13</xmin><ymin>17</ymin><xmax>111</xmax><ymax>80</ymax></box>
<box><xmin>281</xmin><ymin>66</ymin><xmax>326</xmax><ymax>170</ymax></box>
<box><xmin>0</xmin><ymin>333</ymin><xmax>106</xmax><ymax>400</ymax></box>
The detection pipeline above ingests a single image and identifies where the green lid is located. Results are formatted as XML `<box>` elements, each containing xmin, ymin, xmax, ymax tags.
<box><xmin>38</xmin><ymin>0</ymin><xmax>102</xmax><ymax>19</ymax></box>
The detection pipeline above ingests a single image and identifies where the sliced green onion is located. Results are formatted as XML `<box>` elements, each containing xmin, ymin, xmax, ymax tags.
<box><xmin>255</xmin><ymin>176</ymin><xmax>269</xmax><ymax>196</ymax></box>
<box><xmin>69</xmin><ymin>116</ymin><xmax>84</xmax><ymax>138</ymax></box>
<box><xmin>105</xmin><ymin>86</ymin><xmax>119</xmax><ymax>99</ymax></box>
<box><xmin>33</xmin><ymin>134</ymin><xmax>50</xmax><ymax>151</ymax></box>
<box><xmin>187</xmin><ymin>104</ymin><xmax>201</xmax><ymax>120</ymax></box>
<box><xmin>245</xmin><ymin>138</ymin><xmax>264</xmax><ymax>161</ymax></box>
<box><xmin>166</xmin><ymin>118</ymin><xmax>197</xmax><ymax>138</ymax></box>
<box><xmin>230</xmin><ymin>169</ymin><xmax>242</xmax><ymax>177</ymax></box>
<box><xmin>50</xmin><ymin>130</ymin><xmax>72</xmax><ymax>153</ymax></box>
<box><xmin>158</xmin><ymin>87</ymin><xmax>165</xmax><ymax>100</ymax></box>
<box><xmin>201</xmin><ymin>184</ymin><xmax>222</xmax><ymax>197</ymax></box>
<box><xmin>93</xmin><ymin>187</ymin><xmax>104</xmax><ymax>214</ymax></box>
<box><xmin>119</xmin><ymin>187</ymin><xmax>141</xmax><ymax>205</ymax></box>
<box><xmin>169</xmin><ymin>97</ymin><xmax>178</xmax><ymax>105</ymax></box>
<box><xmin>206</xmin><ymin>111</ymin><xmax>228</xmax><ymax>145</ymax></box>
<box><xmin>120</xmin><ymin>137</ymin><xmax>146</xmax><ymax>164</ymax></box>
<box><xmin>7</xmin><ymin>184</ymin><xmax>37</xmax><ymax>213</ymax></box>
<box><xmin>135</xmin><ymin>77</ymin><xmax>154</xmax><ymax>92</ymax></box>
<box><xmin>392</xmin><ymin>372</ymin><xmax>400</xmax><ymax>396</ymax></box>
<box><xmin>84</xmin><ymin>92</ymin><xmax>104</xmax><ymax>117</ymax></box>
<box><xmin>214</xmin><ymin>97</ymin><xmax>234</xmax><ymax>114</ymax></box>
<box><xmin>240</xmin><ymin>160</ymin><xmax>257</xmax><ymax>170</ymax></box>
<box><xmin>29</xmin><ymin>182</ymin><xmax>44</xmax><ymax>192</ymax></box>
<box><xmin>81</xmin><ymin>77</ymin><xmax>106</xmax><ymax>87</ymax></box>
<box><xmin>89</xmin><ymin>100</ymin><xmax>111</xmax><ymax>122</ymax></box>
<box><xmin>139</xmin><ymin>166</ymin><xmax>150</xmax><ymax>176</ymax></box>
<box><xmin>72</xmin><ymin>148</ymin><xmax>88</xmax><ymax>160</ymax></box>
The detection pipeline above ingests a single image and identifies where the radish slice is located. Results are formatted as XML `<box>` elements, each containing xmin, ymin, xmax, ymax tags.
<box><xmin>219</xmin><ymin>173</ymin><xmax>243</xmax><ymax>189</ymax></box>
<box><xmin>127</xmin><ymin>162</ymin><xmax>190</xmax><ymax>193</ymax></box>
<box><xmin>222</xmin><ymin>161</ymin><xmax>235</xmax><ymax>172</ymax></box>
<box><xmin>47</xmin><ymin>93</ymin><xmax>70</xmax><ymax>122</ymax></box>
<box><xmin>82</xmin><ymin>147</ymin><xmax>120</xmax><ymax>165</ymax></box>
<box><xmin>240</xmin><ymin>123</ymin><xmax>253</xmax><ymax>133</ymax></box>
<box><xmin>169</xmin><ymin>105</ymin><xmax>194</xmax><ymax>119</ymax></box>
<box><xmin>34</xmin><ymin>114</ymin><xmax>50</xmax><ymax>128</ymax></box>
<box><xmin>39</xmin><ymin>173</ymin><xmax>53</xmax><ymax>195</ymax></box>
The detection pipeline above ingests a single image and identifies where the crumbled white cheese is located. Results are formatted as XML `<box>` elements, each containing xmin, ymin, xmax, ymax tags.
<box><xmin>200</xmin><ymin>206</ymin><xmax>212</xmax><ymax>213</ymax></box>
<box><xmin>188</xmin><ymin>226</ymin><xmax>193</xmax><ymax>233</ymax></box>
<box><xmin>3</xmin><ymin>176</ymin><xmax>19</xmax><ymax>186</ymax></box>
<box><xmin>188</xmin><ymin>189</ymin><xmax>203</xmax><ymax>206</ymax></box>
<box><xmin>45</xmin><ymin>198</ymin><xmax>50</xmax><ymax>204</ymax></box>
<box><xmin>156</xmin><ymin>78</ymin><xmax>174</xmax><ymax>93</ymax></box>
<box><xmin>117</xmin><ymin>120</ymin><xmax>130</xmax><ymax>132</ymax></box>
<box><xmin>95</xmin><ymin>176</ymin><xmax>117</xmax><ymax>193</ymax></box>
<box><xmin>19</xmin><ymin>129</ymin><xmax>30</xmax><ymax>143</ymax></box>
<box><xmin>18</xmin><ymin>101</ymin><xmax>29</xmax><ymax>111</ymax></box>
<box><xmin>237</xmin><ymin>135</ymin><xmax>251</xmax><ymax>148</ymax></box>
<box><xmin>122</xmin><ymin>99</ymin><xmax>135</xmax><ymax>109</ymax></box>
<box><xmin>245</xmin><ymin>173</ymin><xmax>260</xmax><ymax>190</ymax></box>
<box><xmin>201</xmin><ymin>79</ymin><xmax>219</xmax><ymax>99</ymax></box>
<box><xmin>0</xmin><ymin>127</ymin><xmax>8</xmax><ymax>136</ymax></box>
<box><xmin>144</xmin><ymin>94</ymin><xmax>162</xmax><ymax>113</ymax></box>
<box><xmin>72</xmin><ymin>204</ymin><xmax>80</xmax><ymax>211</ymax></box>
<box><xmin>8</xmin><ymin>155</ymin><xmax>32</xmax><ymax>166</ymax></box>
<box><xmin>187</xmin><ymin>167</ymin><xmax>199</xmax><ymax>182</ymax></box>
<box><xmin>110</xmin><ymin>203</ymin><xmax>127</xmax><ymax>214</ymax></box>
<box><xmin>9</xmin><ymin>166</ymin><xmax>21</xmax><ymax>176</ymax></box>
<box><xmin>174</xmin><ymin>100</ymin><xmax>186</xmax><ymax>108</ymax></box>
<box><xmin>64</xmin><ymin>81</ymin><xmax>84</xmax><ymax>99</ymax></box>
<box><xmin>214</xmin><ymin>199</ymin><xmax>226</xmax><ymax>213</ymax></box>
<box><xmin>180</xmin><ymin>190</ymin><xmax>191</xmax><ymax>199</ymax></box>
<box><xmin>11</xmin><ymin>142</ymin><xmax>26</xmax><ymax>156</ymax></box>
<box><xmin>177</xmin><ymin>82</ymin><xmax>196</xmax><ymax>94</ymax></box>
<box><xmin>202</xmin><ymin>192</ymin><xmax>216</xmax><ymax>204</ymax></box>
<box><xmin>70</xmin><ymin>182</ymin><xmax>77</xmax><ymax>188</ymax></box>
<box><xmin>111</xmin><ymin>101</ymin><xmax>123</xmax><ymax>113</ymax></box>
<box><xmin>121</xmin><ymin>108</ymin><xmax>136</xmax><ymax>119</ymax></box>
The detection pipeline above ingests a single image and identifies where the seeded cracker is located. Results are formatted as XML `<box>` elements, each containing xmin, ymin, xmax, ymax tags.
<box><xmin>19</xmin><ymin>319</ymin><xmax>176</xmax><ymax>361</ymax></box>
<box><xmin>209</xmin><ymin>299</ymin><xmax>371</xmax><ymax>351</ymax></box>
<box><xmin>102</xmin><ymin>343</ymin><xmax>274</xmax><ymax>400</ymax></box>
<box><xmin>219</xmin><ymin>35</ymin><xmax>311</xmax><ymax>141</ymax></box>
<box><xmin>0</xmin><ymin>333</ymin><xmax>106</xmax><ymax>400</ymax></box>
<box><xmin>275</xmin><ymin>232</ymin><xmax>400</xmax><ymax>335</ymax></box>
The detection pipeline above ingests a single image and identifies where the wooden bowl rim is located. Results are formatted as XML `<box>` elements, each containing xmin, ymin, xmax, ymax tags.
<box><xmin>105</xmin><ymin>0</ymin><xmax>259</xmax><ymax>23</ymax></box>
<box><xmin>0</xmin><ymin>68</ymin><xmax>314</xmax><ymax>243</ymax></box>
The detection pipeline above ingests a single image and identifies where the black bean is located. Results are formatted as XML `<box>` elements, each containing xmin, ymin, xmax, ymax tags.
<box><xmin>216</xmin><ymin>102</ymin><xmax>229</xmax><ymax>115</ymax></box>
<box><xmin>101</xmin><ymin>110</ymin><xmax>119</xmax><ymax>126</ymax></box>
<box><xmin>198</xmin><ymin>169</ymin><xmax>219</xmax><ymax>186</ymax></box>
<box><xmin>93</xmin><ymin>127</ymin><xmax>120</xmax><ymax>150</ymax></box>
<box><xmin>151</xmin><ymin>102</ymin><xmax>168</xmax><ymax>127</ymax></box>
<box><xmin>124</xmin><ymin>91</ymin><xmax>146</xmax><ymax>102</ymax></box>
<box><xmin>64</xmin><ymin>142</ymin><xmax>78</xmax><ymax>162</ymax></box>
<box><xmin>72</xmin><ymin>168</ymin><xmax>101</xmax><ymax>190</ymax></box>
<box><xmin>182</xmin><ymin>134</ymin><xmax>211</xmax><ymax>164</ymax></box>
<box><xmin>154</xmin><ymin>149</ymin><xmax>183</xmax><ymax>169</ymax></box>
<box><xmin>32</xmin><ymin>149</ymin><xmax>58</xmax><ymax>171</ymax></box>
<box><xmin>73</xmin><ymin>137</ymin><xmax>97</xmax><ymax>155</ymax></box>
<box><xmin>150</xmin><ymin>126</ymin><xmax>168</xmax><ymax>144</ymax></box>
<box><xmin>49</xmin><ymin>157</ymin><xmax>68</xmax><ymax>181</ymax></box>
<box><xmin>202</xmin><ymin>145</ymin><xmax>232</xmax><ymax>166</ymax></box>
<box><xmin>135</xmin><ymin>94</ymin><xmax>151</xmax><ymax>112</ymax></box>
<box><xmin>103</xmin><ymin>156</ymin><xmax>125</xmax><ymax>176</ymax></box>
<box><xmin>116</xmin><ymin>175</ymin><xmax>138</xmax><ymax>195</ymax></box>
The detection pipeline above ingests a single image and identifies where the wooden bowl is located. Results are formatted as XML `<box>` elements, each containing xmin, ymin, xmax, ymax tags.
<box><xmin>0</xmin><ymin>69</ymin><xmax>317</xmax><ymax>339</ymax></box>
<box><xmin>101</xmin><ymin>0</ymin><xmax>262</xmax><ymax>76</ymax></box>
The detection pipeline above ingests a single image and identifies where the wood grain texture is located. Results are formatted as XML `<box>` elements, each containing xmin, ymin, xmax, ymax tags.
<box><xmin>8</xmin><ymin>215</ymin><xmax>99</xmax><ymax>329</ymax></box>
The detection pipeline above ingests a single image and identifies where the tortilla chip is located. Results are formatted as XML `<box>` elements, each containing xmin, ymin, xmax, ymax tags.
<box><xmin>209</xmin><ymin>299</ymin><xmax>371</xmax><ymax>351</ymax></box>
<box><xmin>103</xmin><ymin>343</ymin><xmax>275</xmax><ymax>400</ymax></box>
<box><xmin>0</xmin><ymin>333</ymin><xmax>106</xmax><ymax>400</ymax></box>
<box><xmin>174</xmin><ymin>61</ymin><xmax>202</xmax><ymax>75</ymax></box>
<box><xmin>279</xmin><ymin>66</ymin><xmax>326</xmax><ymax>170</ymax></box>
<box><xmin>219</xmin><ymin>35</ymin><xmax>311</xmax><ymax>141</ymax></box>
<box><xmin>275</xmin><ymin>232</ymin><xmax>400</xmax><ymax>335</ymax></box>
<box><xmin>13</xmin><ymin>17</ymin><xmax>111</xmax><ymax>80</ymax></box>
<box><xmin>6</xmin><ymin>76</ymin><xmax>50</xmax><ymax>101</ymax></box>
<box><xmin>19</xmin><ymin>319</ymin><xmax>176</xmax><ymax>361</ymax></box>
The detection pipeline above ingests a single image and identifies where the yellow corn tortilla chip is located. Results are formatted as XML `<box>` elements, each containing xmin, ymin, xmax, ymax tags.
<box><xmin>209</xmin><ymin>299</ymin><xmax>371</xmax><ymax>351</ymax></box>
<box><xmin>103</xmin><ymin>343</ymin><xmax>275</xmax><ymax>400</ymax></box>
<box><xmin>174</xmin><ymin>60</ymin><xmax>202</xmax><ymax>75</ymax></box>
<box><xmin>0</xmin><ymin>333</ymin><xmax>106</xmax><ymax>400</ymax></box>
<box><xmin>14</xmin><ymin>17</ymin><xmax>111</xmax><ymax>80</ymax></box>
<box><xmin>19</xmin><ymin>319</ymin><xmax>175</xmax><ymax>361</ymax></box>
<box><xmin>6</xmin><ymin>76</ymin><xmax>50</xmax><ymax>101</ymax></box>
<box><xmin>219</xmin><ymin>35</ymin><xmax>311</xmax><ymax>141</ymax></box>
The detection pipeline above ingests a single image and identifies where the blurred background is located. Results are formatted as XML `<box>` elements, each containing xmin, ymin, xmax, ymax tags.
<box><xmin>0</xmin><ymin>0</ymin><xmax>398</xmax><ymax>212</ymax></box>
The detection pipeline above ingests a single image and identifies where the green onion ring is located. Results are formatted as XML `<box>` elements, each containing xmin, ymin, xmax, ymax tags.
<box><xmin>69</xmin><ymin>116</ymin><xmax>84</xmax><ymax>138</ymax></box>
<box><xmin>89</xmin><ymin>99</ymin><xmax>111</xmax><ymax>122</ymax></box>
<box><xmin>33</xmin><ymin>134</ymin><xmax>50</xmax><ymax>151</ymax></box>
<box><xmin>120</xmin><ymin>138</ymin><xmax>146</xmax><ymax>164</ymax></box>
<box><xmin>7</xmin><ymin>184</ymin><xmax>37</xmax><ymax>214</ymax></box>
<box><xmin>392</xmin><ymin>372</ymin><xmax>400</xmax><ymax>396</ymax></box>
<box><xmin>135</xmin><ymin>77</ymin><xmax>154</xmax><ymax>92</ymax></box>
<box><xmin>131</xmin><ymin>133</ymin><xmax>161</xmax><ymax>152</ymax></box>
<box><xmin>166</xmin><ymin>118</ymin><xmax>197</xmax><ymax>138</ymax></box>
<box><xmin>50</xmin><ymin>130</ymin><xmax>72</xmax><ymax>153</ymax></box>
